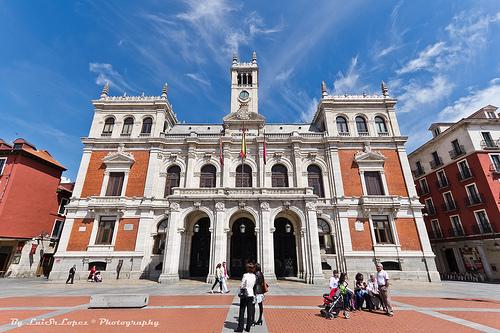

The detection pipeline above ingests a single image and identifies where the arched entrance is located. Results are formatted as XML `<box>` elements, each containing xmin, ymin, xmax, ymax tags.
<box><xmin>189</xmin><ymin>217</ymin><xmax>211</xmax><ymax>277</ymax></box>
<box><xmin>230</xmin><ymin>218</ymin><xmax>257</xmax><ymax>278</ymax></box>
<box><xmin>274</xmin><ymin>217</ymin><xmax>298</xmax><ymax>278</ymax></box>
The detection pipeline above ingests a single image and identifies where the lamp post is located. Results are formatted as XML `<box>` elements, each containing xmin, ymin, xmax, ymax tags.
<box><xmin>240</xmin><ymin>223</ymin><xmax>246</xmax><ymax>234</ymax></box>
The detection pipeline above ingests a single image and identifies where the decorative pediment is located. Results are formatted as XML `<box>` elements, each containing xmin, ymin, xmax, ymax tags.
<box><xmin>102</xmin><ymin>145</ymin><xmax>135</xmax><ymax>166</ymax></box>
<box><xmin>354</xmin><ymin>143</ymin><xmax>386</xmax><ymax>166</ymax></box>
<box><xmin>223</xmin><ymin>109</ymin><xmax>266</xmax><ymax>127</ymax></box>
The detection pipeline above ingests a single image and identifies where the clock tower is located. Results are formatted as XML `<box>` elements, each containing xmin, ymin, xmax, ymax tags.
<box><xmin>230</xmin><ymin>52</ymin><xmax>259</xmax><ymax>115</ymax></box>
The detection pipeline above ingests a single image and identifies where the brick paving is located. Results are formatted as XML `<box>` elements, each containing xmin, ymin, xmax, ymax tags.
<box><xmin>0</xmin><ymin>280</ymin><xmax>499</xmax><ymax>332</ymax></box>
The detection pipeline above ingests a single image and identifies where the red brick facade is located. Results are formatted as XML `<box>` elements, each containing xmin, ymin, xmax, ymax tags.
<box><xmin>115</xmin><ymin>218</ymin><xmax>140</xmax><ymax>251</ymax></box>
<box><xmin>67</xmin><ymin>218</ymin><xmax>94</xmax><ymax>251</ymax></box>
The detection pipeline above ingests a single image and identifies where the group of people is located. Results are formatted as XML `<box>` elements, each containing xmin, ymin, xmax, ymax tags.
<box><xmin>210</xmin><ymin>262</ymin><xmax>230</xmax><ymax>294</ymax></box>
<box><xmin>235</xmin><ymin>262</ymin><xmax>267</xmax><ymax>332</ymax></box>
<box><xmin>87</xmin><ymin>265</ymin><xmax>102</xmax><ymax>283</ymax></box>
<box><xmin>327</xmin><ymin>263</ymin><xmax>393</xmax><ymax>318</ymax></box>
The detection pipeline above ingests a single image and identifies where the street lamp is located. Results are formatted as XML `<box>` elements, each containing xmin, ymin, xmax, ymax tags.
<box><xmin>285</xmin><ymin>223</ymin><xmax>292</xmax><ymax>233</ymax></box>
<box><xmin>240</xmin><ymin>223</ymin><xmax>246</xmax><ymax>234</ymax></box>
<box><xmin>193</xmin><ymin>223</ymin><xmax>200</xmax><ymax>233</ymax></box>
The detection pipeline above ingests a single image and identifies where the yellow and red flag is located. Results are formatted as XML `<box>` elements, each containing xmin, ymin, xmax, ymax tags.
<box><xmin>240</xmin><ymin>127</ymin><xmax>247</xmax><ymax>159</ymax></box>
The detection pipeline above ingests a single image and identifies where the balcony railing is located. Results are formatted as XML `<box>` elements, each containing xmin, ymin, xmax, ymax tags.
<box><xmin>425</xmin><ymin>206</ymin><xmax>437</xmax><ymax>216</ymax></box>
<box><xmin>418</xmin><ymin>187</ymin><xmax>430</xmax><ymax>196</ymax></box>
<box><xmin>101</xmin><ymin>132</ymin><xmax>112</xmax><ymax>137</ymax></box>
<box><xmin>358</xmin><ymin>131</ymin><xmax>369</xmax><ymax>136</ymax></box>
<box><xmin>457</xmin><ymin>168</ymin><xmax>473</xmax><ymax>181</ymax></box>
<box><xmin>338</xmin><ymin>132</ymin><xmax>350</xmax><ymax>136</ymax></box>
<box><xmin>464</xmin><ymin>195</ymin><xmax>485</xmax><ymax>207</ymax></box>
<box><xmin>430</xmin><ymin>157</ymin><xmax>444</xmax><ymax>169</ymax></box>
<box><xmin>472</xmin><ymin>223</ymin><xmax>494</xmax><ymax>235</ymax></box>
<box><xmin>377</xmin><ymin>132</ymin><xmax>390</xmax><ymax>136</ymax></box>
<box><xmin>490</xmin><ymin>163</ymin><xmax>500</xmax><ymax>174</ymax></box>
<box><xmin>449</xmin><ymin>146</ymin><xmax>466</xmax><ymax>159</ymax></box>
<box><xmin>441</xmin><ymin>201</ymin><xmax>459</xmax><ymax>212</ymax></box>
<box><xmin>412</xmin><ymin>168</ymin><xmax>425</xmax><ymax>177</ymax></box>
<box><xmin>436</xmin><ymin>178</ymin><xmax>450</xmax><ymax>189</ymax></box>
<box><xmin>445</xmin><ymin>227</ymin><xmax>465</xmax><ymax>238</ymax></box>
<box><xmin>480</xmin><ymin>139</ymin><xmax>500</xmax><ymax>150</ymax></box>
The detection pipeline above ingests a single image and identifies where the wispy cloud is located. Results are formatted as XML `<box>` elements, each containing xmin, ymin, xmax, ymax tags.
<box><xmin>300</xmin><ymin>97</ymin><xmax>319</xmax><ymax>122</ymax></box>
<box><xmin>397</xmin><ymin>75</ymin><xmax>454</xmax><ymax>113</ymax></box>
<box><xmin>397</xmin><ymin>42</ymin><xmax>447</xmax><ymax>74</ymax></box>
<box><xmin>333</xmin><ymin>56</ymin><xmax>369</xmax><ymax>93</ymax></box>
<box><xmin>439</xmin><ymin>78</ymin><xmax>500</xmax><ymax>121</ymax></box>
<box><xmin>185</xmin><ymin>73</ymin><xmax>210</xmax><ymax>86</ymax></box>
<box><xmin>373</xmin><ymin>0</ymin><xmax>407</xmax><ymax>59</ymax></box>
<box><xmin>88</xmin><ymin>63</ymin><xmax>135</xmax><ymax>93</ymax></box>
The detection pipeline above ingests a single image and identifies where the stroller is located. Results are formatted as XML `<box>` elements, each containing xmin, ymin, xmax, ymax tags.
<box><xmin>320</xmin><ymin>288</ymin><xmax>346</xmax><ymax>319</ymax></box>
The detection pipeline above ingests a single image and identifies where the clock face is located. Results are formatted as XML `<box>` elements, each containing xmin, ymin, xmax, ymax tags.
<box><xmin>239</xmin><ymin>90</ymin><xmax>250</xmax><ymax>101</ymax></box>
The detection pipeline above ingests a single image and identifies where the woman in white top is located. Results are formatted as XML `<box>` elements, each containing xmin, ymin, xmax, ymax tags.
<box><xmin>235</xmin><ymin>263</ymin><xmax>256</xmax><ymax>332</ymax></box>
<box><xmin>210</xmin><ymin>263</ymin><xmax>224</xmax><ymax>293</ymax></box>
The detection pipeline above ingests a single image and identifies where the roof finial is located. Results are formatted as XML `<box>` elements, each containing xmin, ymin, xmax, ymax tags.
<box><xmin>100</xmin><ymin>82</ymin><xmax>109</xmax><ymax>98</ymax></box>
<box><xmin>232</xmin><ymin>52</ymin><xmax>238</xmax><ymax>64</ymax></box>
<box><xmin>252</xmin><ymin>51</ymin><xmax>257</xmax><ymax>64</ymax></box>
<box><xmin>161</xmin><ymin>82</ymin><xmax>168</xmax><ymax>98</ymax></box>
<box><xmin>321</xmin><ymin>81</ymin><xmax>327</xmax><ymax>97</ymax></box>
<box><xmin>381</xmin><ymin>81</ymin><xmax>389</xmax><ymax>97</ymax></box>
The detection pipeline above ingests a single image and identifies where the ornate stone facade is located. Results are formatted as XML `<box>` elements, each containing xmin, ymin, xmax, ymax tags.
<box><xmin>50</xmin><ymin>54</ymin><xmax>439</xmax><ymax>283</ymax></box>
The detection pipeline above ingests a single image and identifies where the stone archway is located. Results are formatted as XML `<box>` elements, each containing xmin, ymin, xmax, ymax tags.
<box><xmin>189</xmin><ymin>217</ymin><xmax>211</xmax><ymax>277</ymax></box>
<box><xmin>274</xmin><ymin>217</ymin><xmax>298</xmax><ymax>278</ymax></box>
<box><xmin>229</xmin><ymin>217</ymin><xmax>257</xmax><ymax>278</ymax></box>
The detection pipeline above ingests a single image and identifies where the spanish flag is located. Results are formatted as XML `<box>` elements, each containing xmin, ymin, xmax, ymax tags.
<box><xmin>240</xmin><ymin>128</ymin><xmax>247</xmax><ymax>159</ymax></box>
<box><xmin>263</xmin><ymin>129</ymin><xmax>267</xmax><ymax>165</ymax></box>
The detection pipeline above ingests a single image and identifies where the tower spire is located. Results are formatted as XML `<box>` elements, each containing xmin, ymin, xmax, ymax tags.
<box><xmin>252</xmin><ymin>51</ymin><xmax>257</xmax><ymax>64</ymax></box>
<box><xmin>100</xmin><ymin>82</ymin><xmax>109</xmax><ymax>98</ymax></box>
<box><xmin>232</xmin><ymin>52</ymin><xmax>238</xmax><ymax>64</ymax></box>
<box><xmin>381</xmin><ymin>81</ymin><xmax>389</xmax><ymax>97</ymax></box>
<box><xmin>321</xmin><ymin>81</ymin><xmax>327</xmax><ymax>97</ymax></box>
<box><xmin>161</xmin><ymin>83</ymin><xmax>168</xmax><ymax>98</ymax></box>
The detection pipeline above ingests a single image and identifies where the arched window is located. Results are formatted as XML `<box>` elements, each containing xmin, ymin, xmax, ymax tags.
<box><xmin>141</xmin><ymin>117</ymin><xmax>153</xmax><ymax>135</ymax></box>
<box><xmin>164</xmin><ymin>165</ymin><xmax>181</xmax><ymax>196</ymax></box>
<box><xmin>318</xmin><ymin>219</ymin><xmax>335</xmax><ymax>254</ymax></box>
<box><xmin>152</xmin><ymin>219</ymin><xmax>168</xmax><ymax>255</ymax></box>
<box><xmin>236</xmin><ymin>164</ymin><xmax>252</xmax><ymax>187</ymax></box>
<box><xmin>355</xmin><ymin>116</ymin><xmax>368</xmax><ymax>135</ymax></box>
<box><xmin>102</xmin><ymin>117</ymin><xmax>114</xmax><ymax>135</ymax></box>
<box><xmin>375</xmin><ymin>116</ymin><xmax>388</xmax><ymax>134</ymax></box>
<box><xmin>336</xmin><ymin>116</ymin><xmax>349</xmax><ymax>134</ymax></box>
<box><xmin>307</xmin><ymin>164</ymin><xmax>324</xmax><ymax>197</ymax></box>
<box><xmin>200</xmin><ymin>164</ymin><xmax>216</xmax><ymax>188</ymax></box>
<box><xmin>271</xmin><ymin>164</ymin><xmax>289</xmax><ymax>187</ymax></box>
<box><xmin>122</xmin><ymin>117</ymin><xmax>134</xmax><ymax>136</ymax></box>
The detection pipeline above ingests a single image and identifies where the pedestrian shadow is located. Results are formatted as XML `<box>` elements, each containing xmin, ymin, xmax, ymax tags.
<box><xmin>223</xmin><ymin>318</ymin><xmax>239</xmax><ymax>330</ymax></box>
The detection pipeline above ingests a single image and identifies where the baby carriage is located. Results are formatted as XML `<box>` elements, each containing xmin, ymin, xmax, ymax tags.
<box><xmin>320</xmin><ymin>288</ymin><xmax>345</xmax><ymax>319</ymax></box>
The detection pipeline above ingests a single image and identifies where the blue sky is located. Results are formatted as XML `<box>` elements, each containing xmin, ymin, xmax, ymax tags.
<box><xmin>1</xmin><ymin>0</ymin><xmax>499</xmax><ymax>181</ymax></box>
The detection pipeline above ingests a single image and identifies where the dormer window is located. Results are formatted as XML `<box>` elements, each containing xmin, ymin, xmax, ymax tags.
<box><xmin>433</xmin><ymin>127</ymin><xmax>441</xmax><ymax>137</ymax></box>
<box><xmin>486</xmin><ymin>111</ymin><xmax>496</xmax><ymax>119</ymax></box>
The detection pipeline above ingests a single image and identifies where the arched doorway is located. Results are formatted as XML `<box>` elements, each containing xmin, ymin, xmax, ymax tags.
<box><xmin>230</xmin><ymin>218</ymin><xmax>257</xmax><ymax>278</ymax></box>
<box><xmin>189</xmin><ymin>217</ymin><xmax>211</xmax><ymax>277</ymax></box>
<box><xmin>274</xmin><ymin>217</ymin><xmax>298</xmax><ymax>278</ymax></box>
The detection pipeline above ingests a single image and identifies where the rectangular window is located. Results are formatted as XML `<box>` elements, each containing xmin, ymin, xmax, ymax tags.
<box><xmin>450</xmin><ymin>139</ymin><xmax>465</xmax><ymax>159</ymax></box>
<box><xmin>474</xmin><ymin>211</ymin><xmax>492</xmax><ymax>233</ymax></box>
<box><xmin>431</xmin><ymin>151</ymin><xmax>442</xmax><ymax>168</ymax></box>
<box><xmin>482</xmin><ymin>132</ymin><xmax>495</xmax><ymax>147</ymax></box>
<box><xmin>433</xmin><ymin>128</ymin><xmax>441</xmax><ymax>137</ymax></box>
<box><xmin>486</xmin><ymin>111</ymin><xmax>496</xmax><ymax>119</ymax></box>
<box><xmin>458</xmin><ymin>160</ymin><xmax>472</xmax><ymax>180</ymax></box>
<box><xmin>95</xmin><ymin>216</ymin><xmax>116</xmax><ymax>245</ymax></box>
<box><xmin>419</xmin><ymin>178</ymin><xmax>429</xmax><ymax>194</ymax></box>
<box><xmin>425</xmin><ymin>198</ymin><xmax>436</xmax><ymax>215</ymax></box>
<box><xmin>430</xmin><ymin>219</ymin><xmax>442</xmax><ymax>238</ymax></box>
<box><xmin>51</xmin><ymin>220</ymin><xmax>64</xmax><ymax>239</ymax></box>
<box><xmin>466</xmin><ymin>184</ymin><xmax>482</xmax><ymax>205</ymax></box>
<box><xmin>491</xmin><ymin>155</ymin><xmax>500</xmax><ymax>172</ymax></box>
<box><xmin>443</xmin><ymin>192</ymin><xmax>456</xmax><ymax>211</ymax></box>
<box><xmin>105</xmin><ymin>172</ymin><xmax>125</xmax><ymax>196</ymax></box>
<box><xmin>450</xmin><ymin>216</ymin><xmax>464</xmax><ymax>237</ymax></box>
<box><xmin>437</xmin><ymin>170</ymin><xmax>448</xmax><ymax>188</ymax></box>
<box><xmin>58</xmin><ymin>197</ymin><xmax>70</xmax><ymax>215</ymax></box>
<box><xmin>372</xmin><ymin>216</ymin><xmax>394</xmax><ymax>244</ymax></box>
<box><xmin>0</xmin><ymin>158</ymin><xmax>6</xmax><ymax>175</ymax></box>
<box><xmin>416</xmin><ymin>161</ymin><xmax>423</xmax><ymax>173</ymax></box>
<box><xmin>364</xmin><ymin>171</ymin><xmax>385</xmax><ymax>195</ymax></box>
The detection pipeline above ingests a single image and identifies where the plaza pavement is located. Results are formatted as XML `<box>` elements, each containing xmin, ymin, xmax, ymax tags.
<box><xmin>0</xmin><ymin>278</ymin><xmax>499</xmax><ymax>332</ymax></box>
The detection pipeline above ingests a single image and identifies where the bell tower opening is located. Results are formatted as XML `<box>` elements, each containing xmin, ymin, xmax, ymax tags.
<box><xmin>230</xmin><ymin>52</ymin><xmax>259</xmax><ymax>115</ymax></box>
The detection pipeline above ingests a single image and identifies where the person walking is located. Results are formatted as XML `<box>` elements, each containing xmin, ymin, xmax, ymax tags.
<box><xmin>66</xmin><ymin>265</ymin><xmax>76</xmax><ymax>284</ymax></box>
<box><xmin>235</xmin><ymin>263</ymin><xmax>256</xmax><ymax>332</ymax></box>
<box><xmin>376</xmin><ymin>263</ymin><xmax>394</xmax><ymax>316</ymax></box>
<box><xmin>222</xmin><ymin>261</ymin><xmax>230</xmax><ymax>293</ymax></box>
<box><xmin>253</xmin><ymin>263</ymin><xmax>267</xmax><ymax>326</ymax></box>
<box><xmin>210</xmin><ymin>263</ymin><xmax>224</xmax><ymax>293</ymax></box>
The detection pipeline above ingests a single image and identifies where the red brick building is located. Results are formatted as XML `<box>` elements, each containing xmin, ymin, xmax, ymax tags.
<box><xmin>408</xmin><ymin>106</ymin><xmax>500</xmax><ymax>282</ymax></box>
<box><xmin>0</xmin><ymin>138</ymin><xmax>72</xmax><ymax>277</ymax></box>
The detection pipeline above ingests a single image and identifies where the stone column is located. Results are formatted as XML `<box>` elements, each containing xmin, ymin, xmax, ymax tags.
<box><xmin>72</xmin><ymin>148</ymin><xmax>92</xmax><ymax>197</ymax></box>
<box><xmin>305</xmin><ymin>202</ymin><xmax>325</xmax><ymax>284</ymax></box>
<box><xmin>143</xmin><ymin>150</ymin><xmax>161</xmax><ymax>197</ymax></box>
<box><xmin>159</xmin><ymin>204</ymin><xmax>182</xmax><ymax>283</ymax></box>
<box><xmin>213</xmin><ymin>202</ymin><xmax>228</xmax><ymax>273</ymax></box>
<box><xmin>452</xmin><ymin>247</ymin><xmax>466</xmax><ymax>273</ymax></box>
<box><xmin>300</xmin><ymin>227</ymin><xmax>310</xmax><ymax>282</ymax></box>
<box><xmin>184</xmin><ymin>145</ymin><xmax>196</xmax><ymax>188</ymax></box>
<box><xmin>260</xmin><ymin>202</ymin><xmax>276</xmax><ymax>281</ymax></box>
<box><xmin>292</xmin><ymin>144</ymin><xmax>303</xmax><ymax>187</ymax></box>
<box><xmin>475</xmin><ymin>244</ymin><xmax>493</xmax><ymax>281</ymax></box>
<box><xmin>222</xmin><ymin>141</ymin><xmax>231</xmax><ymax>187</ymax></box>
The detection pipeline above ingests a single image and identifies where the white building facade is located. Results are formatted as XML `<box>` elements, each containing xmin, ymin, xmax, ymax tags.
<box><xmin>50</xmin><ymin>54</ymin><xmax>439</xmax><ymax>283</ymax></box>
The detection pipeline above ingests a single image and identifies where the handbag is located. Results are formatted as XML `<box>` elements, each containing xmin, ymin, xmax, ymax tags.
<box><xmin>238</xmin><ymin>287</ymin><xmax>249</xmax><ymax>298</ymax></box>
<box><xmin>263</xmin><ymin>282</ymin><xmax>269</xmax><ymax>294</ymax></box>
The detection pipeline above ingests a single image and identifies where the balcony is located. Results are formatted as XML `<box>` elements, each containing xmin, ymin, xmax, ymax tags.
<box><xmin>446</xmin><ymin>227</ymin><xmax>465</xmax><ymax>238</ymax></box>
<box><xmin>358</xmin><ymin>131</ymin><xmax>369</xmax><ymax>136</ymax></box>
<box><xmin>417</xmin><ymin>187</ymin><xmax>430</xmax><ymax>196</ymax></box>
<box><xmin>425</xmin><ymin>206</ymin><xmax>437</xmax><ymax>216</ymax></box>
<box><xmin>472</xmin><ymin>223</ymin><xmax>494</xmax><ymax>235</ymax></box>
<box><xmin>338</xmin><ymin>132</ymin><xmax>350</xmax><ymax>136</ymax></box>
<box><xmin>480</xmin><ymin>139</ymin><xmax>500</xmax><ymax>150</ymax></box>
<box><xmin>441</xmin><ymin>200</ymin><xmax>459</xmax><ymax>212</ymax></box>
<box><xmin>377</xmin><ymin>132</ymin><xmax>390</xmax><ymax>136</ymax></box>
<box><xmin>457</xmin><ymin>168</ymin><xmax>473</xmax><ymax>181</ymax></box>
<box><xmin>171</xmin><ymin>187</ymin><xmax>315</xmax><ymax>198</ymax></box>
<box><xmin>490</xmin><ymin>163</ymin><xmax>500</xmax><ymax>174</ymax></box>
<box><xmin>412</xmin><ymin>168</ymin><xmax>425</xmax><ymax>177</ymax></box>
<box><xmin>436</xmin><ymin>178</ymin><xmax>450</xmax><ymax>189</ymax></box>
<box><xmin>464</xmin><ymin>195</ymin><xmax>485</xmax><ymax>207</ymax></box>
<box><xmin>449</xmin><ymin>146</ymin><xmax>466</xmax><ymax>159</ymax></box>
<box><xmin>429</xmin><ymin>157</ymin><xmax>444</xmax><ymax>169</ymax></box>
<box><xmin>101</xmin><ymin>132</ymin><xmax>112</xmax><ymax>137</ymax></box>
